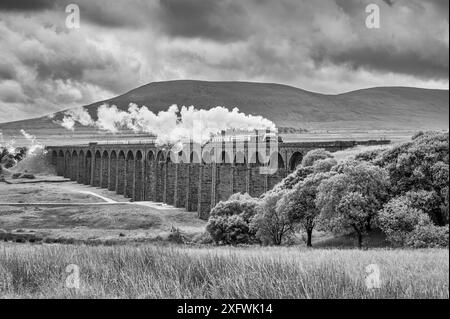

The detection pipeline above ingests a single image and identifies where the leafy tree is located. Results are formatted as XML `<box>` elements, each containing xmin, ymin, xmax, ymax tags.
<box><xmin>405</xmin><ymin>190</ymin><xmax>445</xmax><ymax>225</ymax></box>
<box><xmin>354</xmin><ymin>148</ymin><xmax>385</xmax><ymax>162</ymax></box>
<box><xmin>0</xmin><ymin>147</ymin><xmax>27</xmax><ymax>169</ymax></box>
<box><xmin>251</xmin><ymin>189</ymin><xmax>296</xmax><ymax>245</ymax></box>
<box><xmin>279</xmin><ymin>172</ymin><xmax>334</xmax><ymax>247</ymax></box>
<box><xmin>378</xmin><ymin>196</ymin><xmax>431</xmax><ymax>246</ymax></box>
<box><xmin>302</xmin><ymin>149</ymin><xmax>333</xmax><ymax>167</ymax></box>
<box><xmin>206</xmin><ymin>193</ymin><xmax>259</xmax><ymax>245</ymax></box>
<box><xmin>316</xmin><ymin>161</ymin><xmax>389</xmax><ymax>248</ymax></box>
<box><xmin>375</xmin><ymin>132</ymin><xmax>448</xmax><ymax>195</ymax></box>
<box><xmin>406</xmin><ymin>224</ymin><xmax>449</xmax><ymax>248</ymax></box>
<box><xmin>374</xmin><ymin>132</ymin><xmax>449</xmax><ymax>226</ymax></box>
<box><xmin>412</xmin><ymin>131</ymin><xmax>425</xmax><ymax>140</ymax></box>
<box><xmin>312</xmin><ymin>158</ymin><xmax>337</xmax><ymax>173</ymax></box>
<box><xmin>273</xmin><ymin>166</ymin><xmax>313</xmax><ymax>191</ymax></box>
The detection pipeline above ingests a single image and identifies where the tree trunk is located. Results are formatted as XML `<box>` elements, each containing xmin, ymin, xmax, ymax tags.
<box><xmin>366</xmin><ymin>216</ymin><xmax>372</xmax><ymax>232</ymax></box>
<box><xmin>357</xmin><ymin>231</ymin><xmax>363</xmax><ymax>249</ymax></box>
<box><xmin>306</xmin><ymin>228</ymin><xmax>313</xmax><ymax>247</ymax></box>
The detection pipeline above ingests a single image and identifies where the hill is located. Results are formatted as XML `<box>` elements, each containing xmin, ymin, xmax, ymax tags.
<box><xmin>0</xmin><ymin>80</ymin><xmax>448</xmax><ymax>145</ymax></box>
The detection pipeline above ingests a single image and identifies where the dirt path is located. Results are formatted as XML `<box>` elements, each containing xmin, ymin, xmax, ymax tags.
<box><xmin>77</xmin><ymin>190</ymin><xmax>117</xmax><ymax>203</ymax></box>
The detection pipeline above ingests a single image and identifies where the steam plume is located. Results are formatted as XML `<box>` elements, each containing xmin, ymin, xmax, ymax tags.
<box><xmin>20</xmin><ymin>129</ymin><xmax>44</xmax><ymax>156</ymax></box>
<box><xmin>57</xmin><ymin>103</ymin><xmax>276</xmax><ymax>145</ymax></box>
<box><xmin>56</xmin><ymin>107</ymin><xmax>95</xmax><ymax>131</ymax></box>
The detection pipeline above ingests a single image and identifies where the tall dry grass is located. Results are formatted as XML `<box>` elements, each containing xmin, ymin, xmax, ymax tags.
<box><xmin>0</xmin><ymin>243</ymin><xmax>448</xmax><ymax>299</ymax></box>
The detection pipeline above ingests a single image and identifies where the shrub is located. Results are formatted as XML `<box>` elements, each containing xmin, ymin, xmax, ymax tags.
<box><xmin>379</xmin><ymin>193</ymin><xmax>449</xmax><ymax>248</ymax></box>
<box><xmin>406</xmin><ymin>224</ymin><xmax>449</xmax><ymax>248</ymax></box>
<box><xmin>191</xmin><ymin>232</ymin><xmax>214</xmax><ymax>245</ymax></box>
<box><xmin>206</xmin><ymin>193</ymin><xmax>259</xmax><ymax>245</ymax></box>
<box><xmin>379</xmin><ymin>196</ymin><xmax>431</xmax><ymax>246</ymax></box>
<box><xmin>0</xmin><ymin>147</ymin><xmax>27</xmax><ymax>169</ymax></box>
<box><xmin>302</xmin><ymin>149</ymin><xmax>333</xmax><ymax>167</ymax></box>
<box><xmin>312</xmin><ymin>158</ymin><xmax>337</xmax><ymax>173</ymax></box>
<box><xmin>168</xmin><ymin>226</ymin><xmax>185</xmax><ymax>244</ymax></box>
<box><xmin>354</xmin><ymin>148</ymin><xmax>385</xmax><ymax>162</ymax></box>
<box><xmin>405</xmin><ymin>190</ymin><xmax>444</xmax><ymax>225</ymax></box>
<box><xmin>412</xmin><ymin>131</ymin><xmax>425</xmax><ymax>140</ymax></box>
<box><xmin>12</xmin><ymin>173</ymin><xmax>22</xmax><ymax>179</ymax></box>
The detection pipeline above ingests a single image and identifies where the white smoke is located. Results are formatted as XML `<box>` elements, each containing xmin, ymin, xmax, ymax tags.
<box><xmin>57</xmin><ymin>103</ymin><xmax>276</xmax><ymax>145</ymax></box>
<box><xmin>20</xmin><ymin>129</ymin><xmax>44</xmax><ymax>156</ymax></box>
<box><xmin>20</xmin><ymin>129</ymin><xmax>34</xmax><ymax>140</ymax></box>
<box><xmin>55</xmin><ymin>107</ymin><xmax>94</xmax><ymax>131</ymax></box>
<box><xmin>59</xmin><ymin>116</ymin><xmax>76</xmax><ymax>131</ymax></box>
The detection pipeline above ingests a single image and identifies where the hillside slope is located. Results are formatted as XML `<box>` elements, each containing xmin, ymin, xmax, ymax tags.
<box><xmin>0</xmin><ymin>80</ymin><xmax>448</xmax><ymax>144</ymax></box>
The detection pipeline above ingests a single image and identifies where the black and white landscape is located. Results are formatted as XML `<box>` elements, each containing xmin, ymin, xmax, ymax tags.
<box><xmin>0</xmin><ymin>0</ymin><xmax>448</xmax><ymax>302</ymax></box>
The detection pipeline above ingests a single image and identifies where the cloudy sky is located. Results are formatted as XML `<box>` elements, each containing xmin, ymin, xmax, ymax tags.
<box><xmin>0</xmin><ymin>0</ymin><xmax>448</xmax><ymax>122</ymax></box>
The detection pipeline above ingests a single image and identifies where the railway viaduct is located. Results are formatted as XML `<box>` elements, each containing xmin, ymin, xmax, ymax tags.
<box><xmin>47</xmin><ymin>138</ymin><xmax>389</xmax><ymax>219</ymax></box>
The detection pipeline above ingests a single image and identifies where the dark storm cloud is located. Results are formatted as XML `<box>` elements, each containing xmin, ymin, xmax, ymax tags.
<box><xmin>313</xmin><ymin>0</ymin><xmax>449</xmax><ymax>80</ymax></box>
<box><xmin>0</xmin><ymin>62</ymin><xmax>15</xmax><ymax>80</ymax></box>
<box><xmin>429</xmin><ymin>0</ymin><xmax>449</xmax><ymax>10</ymax></box>
<box><xmin>79</xmin><ymin>1</ymin><xmax>154</xmax><ymax>28</ymax></box>
<box><xmin>0</xmin><ymin>0</ymin><xmax>448</xmax><ymax>122</ymax></box>
<box><xmin>312</xmin><ymin>44</ymin><xmax>449</xmax><ymax>80</ymax></box>
<box><xmin>0</xmin><ymin>0</ymin><xmax>149</xmax><ymax>28</ymax></box>
<box><xmin>0</xmin><ymin>0</ymin><xmax>56</xmax><ymax>11</ymax></box>
<box><xmin>158</xmin><ymin>0</ymin><xmax>250</xmax><ymax>42</ymax></box>
<box><xmin>429</xmin><ymin>0</ymin><xmax>449</xmax><ymax>18</ymax></box>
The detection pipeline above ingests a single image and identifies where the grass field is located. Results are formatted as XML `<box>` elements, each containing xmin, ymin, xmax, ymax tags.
<box><xmin>0</xmin><ymin>243</ymin><xmax>448</xmax><ymax>299</ymax></box>
<box><xmin>0</xmin><ymin>180</ymin><xmax>206</xmax><ymax>243</ymax></box>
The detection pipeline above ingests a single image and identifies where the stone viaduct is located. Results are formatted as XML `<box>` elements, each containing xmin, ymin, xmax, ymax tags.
<box><xmin>47</xmin><ymin>138</ymin><xmax>389</xmax><ymax>219</ymax></box>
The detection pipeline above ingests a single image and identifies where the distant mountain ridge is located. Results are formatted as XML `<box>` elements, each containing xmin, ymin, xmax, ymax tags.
<box><xmin>0</xmin><ymin>80</ymin><xmax>448</xmax><ymax>144</ymax></box>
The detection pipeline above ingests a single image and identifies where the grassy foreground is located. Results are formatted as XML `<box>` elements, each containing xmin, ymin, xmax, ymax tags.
<box><xmin>0</xmin><ymin>243</ymin><xmax>448</xmax><ymax>299</ymax></box>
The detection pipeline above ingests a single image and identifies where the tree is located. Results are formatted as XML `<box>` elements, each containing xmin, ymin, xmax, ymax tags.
<box><xmin>0</xmin><ymin>147</ymin><xmax>27</xmax><ymax>169</ymax></box>
<box><xmin>405</xmin><ymin>190</ymin><xmax>444</xmax><ymax>225</ymax></box>
<box><xmin>379</xmin><ymin>191</ymin><xmax>449</xmax><ymax>248</ymax></box>
<box><xmin>312</xmin><ymin>158</ymin><xmax>337</xmax><ymax>173</ymax></box>
<box><xmin>354</xmin><ymin>148</ymin><xmax>385</xmax><ymax>162</ymax></box>
<box><xmin>273</xmin><ymin>166</ymin><xmax>314</xmax><ymax>191</ymax></box>
<box><xmin>406</xmin><ymin>224</ymin><xmax>449</xmax><ymax>248</ymax></box>
<box><xmin>375</xmin><ymin>132</ymin><xmax>448</xmax><ymax>197</ymax></box>
<box><xmin>316</xmin><ymin>161</ymin><xmax>389</xmax><ymax>248</ymax></box>
<box><xmin>302</xmin><ymin>149</ymin><xmax>333</xmax><ymax>167</ymax></box>
<box><xmin>378</xmin><ymin>195</ymin><xmax>431</xmax><ymax>246</ymax></box>
<box><xmin>374</xmin><ymin>132</ymin><xmax>449</xmax><ymax>227</ymax></box>
<box><xmin>251</xmin><ymin>189</ymin><xmax>296</xmax><ymax>245</ymax></box>
<box><xmin>206</xmin><ymin>193</ymin><xmax>259</xmax><ymax>245</ymax></box>
<box><xmin>279</xmin><ymin>172</ymin><xmax>334</xmax><ymax>247</ymax></box>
